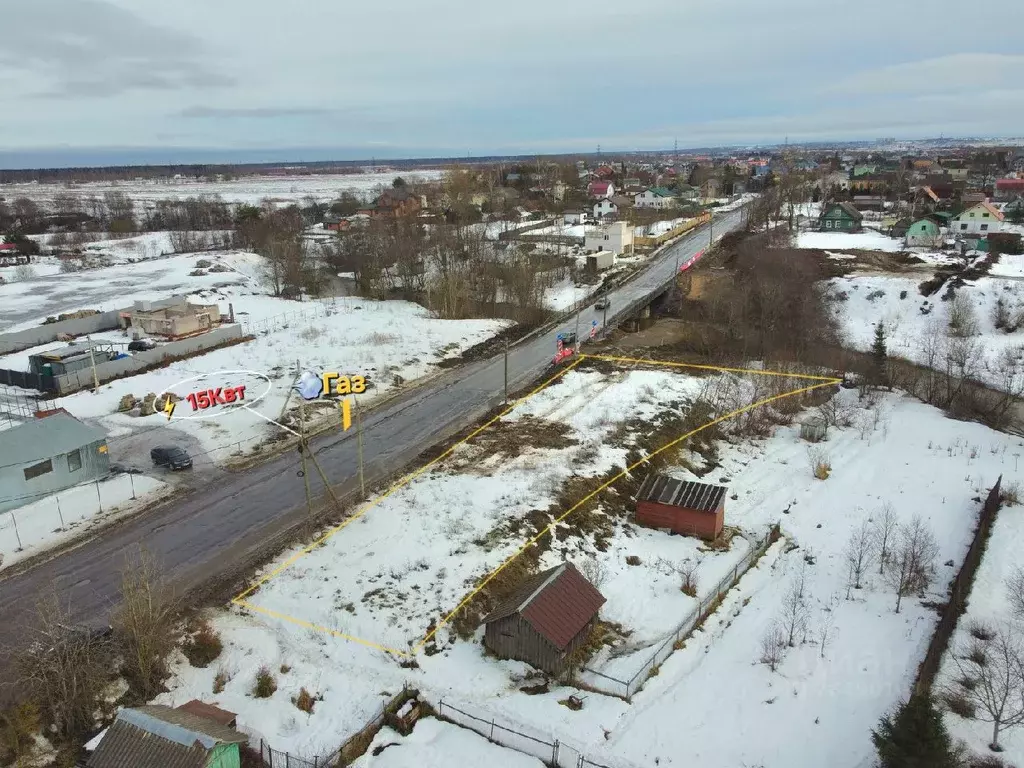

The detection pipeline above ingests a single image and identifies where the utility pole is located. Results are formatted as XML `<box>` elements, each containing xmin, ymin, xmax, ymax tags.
<box><xmin>298</xmin><ymin>401</ymin><xmax>314</xmax><ymax>527</ymax></box>
<box><xmin>87</xmin><ymin>340</ymin><xmax>99</xmax><ymax>391</ymax></box>
<box><xmin>503</xmin><ymin>337</ymin><xmax>509</xmax><ymax>405</ymax></box>
<box><xmin>573</xmin><ymin>286</ymin><xmax>581</xmax><ymax>353</ymax></box>
<box><xmin>354</xmin><ymin>396</ymin><xmax>365</xmax><ymax>497</ymax></box>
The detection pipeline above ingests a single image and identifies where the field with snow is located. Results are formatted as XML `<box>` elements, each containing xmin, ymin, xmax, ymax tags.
<box><xmin>0</xmin><ymin>171</ymin><xmax>443</xmax><ymax>209</ymax></box>
<box><xmin>152</xmin><ymin>358</ymin><xmax>1014</xmax><ymax>768</ymax></box>
<box><xmin>1</xmin><ymin>471</ymin><xmax>169</xmax><ymax>570</ymax></box>
<box><xmin>797</xmin><ymin>230</ymin><xmax>905</xmax><ymax>252</ymax></box>
<box><xmin>829</xmin><ymin>269</ymin><xmax>1024</xmax><ymax>391</ymax></box>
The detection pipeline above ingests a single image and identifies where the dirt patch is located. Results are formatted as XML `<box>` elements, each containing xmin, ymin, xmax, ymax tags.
<box><xmin>451</xmin><ymin>415</ymin><xmax>578</xmax><ymax>469</ymax></box>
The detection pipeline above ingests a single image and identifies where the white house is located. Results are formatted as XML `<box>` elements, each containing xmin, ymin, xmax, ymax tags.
<box><xmin>584</xmin><ymin>221</ymin><xmax>634</xmax><ymax>256</ymax></box>
<box><xmin>593</xmin><ymin>198</ymin><xmax>619</xmax><ymax>219</ymax></box>
<box><xmin>951</xmin><ymin>201</ymin><xmax>1004</xmax><ymax>236</ymax></box>
<box><xmin>634</xmin><ymin>187</ymin><xmax>676</xmax><ymax>209</ymax></box>
<box><xmin>564</xmin><ymin>211</ymin><xmax>586</xmax><ymax>225</ymax></box>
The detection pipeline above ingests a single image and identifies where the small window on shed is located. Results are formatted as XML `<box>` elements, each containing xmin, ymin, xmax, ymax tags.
<box><xmin>67</xmin><ymin>449</ymin><xmax>82</xmax><ymax>472</ymax></box>
<box><xmin>24</xmin><ymin>459</ymin><xmax>53</xmax><ymax>481</ymax></box>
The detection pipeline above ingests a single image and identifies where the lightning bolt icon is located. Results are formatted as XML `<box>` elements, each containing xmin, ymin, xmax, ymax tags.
<box><xmin>163</xmin><ymin>398</ymin><xmax>176</xmax><ymax>421</ymax></box>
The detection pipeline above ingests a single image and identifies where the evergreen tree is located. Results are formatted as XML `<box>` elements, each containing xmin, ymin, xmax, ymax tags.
<box><xmin>872</xmin><ymin>320</ymin><xmax>889</xmax><ymax>388</ymax></box>
<box><xmin>872</xmin><ymin>694</ymin><xmax>960</xmax><ymax>768</ymax></box>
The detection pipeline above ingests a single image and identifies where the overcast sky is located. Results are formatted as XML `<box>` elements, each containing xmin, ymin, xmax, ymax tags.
<box><xmin>1</xmin><ymin>0</ymin><xmax>1022</xmax><ymax>165</ymax></box>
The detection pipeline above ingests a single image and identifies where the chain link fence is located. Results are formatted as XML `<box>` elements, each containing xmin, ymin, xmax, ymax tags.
<box><xmin>583</xmin><ymin>526</ymin><xmax>780</xmax><ymax>701</ymax></box>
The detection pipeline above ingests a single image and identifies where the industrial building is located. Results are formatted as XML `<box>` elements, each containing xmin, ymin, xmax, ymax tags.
<box><xmin>28</xmin><ymin>341</ymin><xmax>120</xmax><ymax>378</ymax></box>
<box><xmin>0</xmin><ymin>411</ymin><xmax>109</xmax><ymax>514</ymax></box>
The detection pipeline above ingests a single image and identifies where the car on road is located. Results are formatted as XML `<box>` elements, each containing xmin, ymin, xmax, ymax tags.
<box><xmin>594</xmin><ymin>297</ymin><xmax>611</xmax><ymax>310</ymax></box>
<box><xmin>127</xmin><ymin>338</ymin><xmax>157</xmax><ymax>352</ymax></box>
<box><xmin>150</xmin><ymin>445</ymin><xmax>193</xmax><ymax>470</ymax></box>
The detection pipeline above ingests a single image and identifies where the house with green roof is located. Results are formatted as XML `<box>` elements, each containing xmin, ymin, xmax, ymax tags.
<box><xmin>634</xmin><ymin>187</ymin><xmax>677</xmax><ymax>210</ymax></box>
<box><xmin>818</xmin><ymin>202</ymin><xmax>863</xmax><ymax>232</ymax></box>
<box><xmin>905</xmin><ymin>217</ymin><xmax>945</xmax><ymax>248</ymax></box>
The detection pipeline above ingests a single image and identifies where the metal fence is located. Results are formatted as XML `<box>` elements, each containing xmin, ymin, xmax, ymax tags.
<box><xmin>245</xmin><ymin>737</ymin><xmax>342</xmax><ymax>768</ymax></box>
<box><xmin>583</xmin><ymin>526</ymin><xmax>779</xmax><ymax>701</ymax></box>
<box><xmin>435</xmin><ymin>699</ymin><xmax>634</xmax><ymax>768</ymax></box>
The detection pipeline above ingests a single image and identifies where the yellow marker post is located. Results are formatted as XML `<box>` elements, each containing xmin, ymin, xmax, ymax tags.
<box><xmin>340</xmin><ymin>398</ymin><xmax>352</xmax><ymax>431</ymax></box>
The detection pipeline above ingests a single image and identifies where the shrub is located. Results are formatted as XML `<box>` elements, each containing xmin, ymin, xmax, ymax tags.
<box><xmin>213</xmin><ymin>668</ymin><xmax>230</xmax><ymax>694</ymax></box>
<box><xmin>279</xmin><ymin>663</ymin><xmax>291</xmax><ymax>674</ymax></box>
<box><xmin>183</xmin><ymin>620</ymin><xmax>223</xmax><ymax>668</ymax></box>
<box><xmin>680</xmin><ymin>563</ymin><xmax>699</xmax><ymax>598</ymax></box>
<box><xmin>13</xmin><ymin>264</ymin><xmax>36</xmax><ymax>281</ymax></box>
<box><xmin>252</xmin><ymin>666</ymin><xmax>277</xmax><ymax>699</ymax></box>
<box><xmin>625</xmin><ymin>555</ymin><xmax>642</xmax><ymax>566</ymax></box>
<box><xmin>968</xmin><ymin>620</ymin><xmax>996</xmax><ymax>642</ymax></box>
<box><xmin>293</xmin><ymin>687</ymin><xmax>315</xmax><ymax>714</ymax></box>
<box><xmin>1001</xmin><ymin>481</ymin><xmax>1021</xmax><ymax>507</ymax></box>
<box><xmin>943</xmin><ymin>691</ymin><xmax>977</xmax><ymax>719</ymax></box>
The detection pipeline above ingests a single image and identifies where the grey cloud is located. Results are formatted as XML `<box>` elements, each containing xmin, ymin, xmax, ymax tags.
<box><xmin>180</xmin><ymin>106</ymin><xmax>337</xmax><ymax>119</ymax></box>
<box><xmin>0</xmin><ymin>0</ymin><xmax>233</xmax><ymax>98</ymax></box>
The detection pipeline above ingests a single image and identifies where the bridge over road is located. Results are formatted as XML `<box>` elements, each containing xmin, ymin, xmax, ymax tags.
<box><xmin>0</xmin><ymin>206</ymin><xmax>749</xmax><ymax>671</ymax></box>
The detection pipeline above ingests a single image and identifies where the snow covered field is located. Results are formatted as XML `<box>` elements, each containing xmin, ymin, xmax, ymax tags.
<box><xmin>354</xmin><ymin>719</ymin><xmax>544</xmax><ymax>768</ymax></box>
<box><xmin>152</xmin><ymin>359</ymin><xmax>1013</xmax><ymax>768</ymax></box>
<box><xmin>797</xmin><ymin>230</ymin><xmax>905</xmax><ymax>252</ymax></box>
<box><xmin>0</xmin><ymin>172</ymin><xmax>443</xmax><ymax>209</ymax></box>
<box><xmin>1</xmin><ymin>471</ymin><xmax>169</xmax><ymax>570</ymax></box>
<box><xmin>830</xmin><ymin>271</ymin><xmax>1024</xmax><ymax>391</ymax></box>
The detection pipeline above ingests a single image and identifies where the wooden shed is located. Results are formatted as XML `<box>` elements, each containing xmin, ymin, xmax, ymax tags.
<box><xmin>482</xmin><ymin>562</ymin><xmax>606</xmax><ymax>676</ymax></box>
<box><xmin>635</xmin><ymin>474</ymin><xmax>726</xmax><ymax>540</ymax></box>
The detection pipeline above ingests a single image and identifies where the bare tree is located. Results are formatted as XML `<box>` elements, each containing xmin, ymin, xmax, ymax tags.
<box><xmin>780</xmin><ymin>579</ymin><xmax>809</xmax><ymax>647</ymax></box>
<box><xmin>948</xmin><ymin>292</ymin><xmax>980</xmax><ymax>338</ymax></box>
<box><xmin>575</xmin><ymin>555</ymin><xmax>608</xmax><ymax>591</ymax></box>
<box><xmin>679</xmin><ymin>561</ymin><xmax>699</xmax><ymax>597</ymax></box>
<box><xmin>947</xmin><ymin>623</ymin><xmax>1024</xmax><ymax>752</ymax></box>
<box><xmin>844</xmin><ymin>520</ymin><xmax>875</xmax><ymax>597</ymax></box>
<box><xmin>12</xmin><ymin>592</ymin><xmax>113</xmax><ymax>742</ymax></box>
<box><xmin>817</xmin><ymin>393</ymin><xmax>854</xmax><ymax>430</ymax></box>
<box><xmin>1006</xmin><ymin>566</ymin><xmax>1024</xmax><ymax>621</ymax></box>
<box><xmin>759</xmin><ymin>620</ymin><xmax>787</xmax><ymax>672</ymax></box>
<box><xmin>111</xmin><ymin>548</ymin><xmax>178</xmax><ymax>699</ymax></box>
<box><xmin>884</xmin><ymin>515</ymin><xmax>939</xmax><ymax>613</ymax></box>
<box><xmin>818</xmin><ymin>601</ymin><xmax>838</xmax><ymax>659</ymax></box>
<box><xmin>872</xmin><ymin>503</ymin><xmax>899</xmax><ymax>574</ymax></box>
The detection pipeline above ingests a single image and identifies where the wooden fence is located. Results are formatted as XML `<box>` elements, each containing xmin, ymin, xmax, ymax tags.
<box><xmin>914</xmin><ymin>476</ymin><xmax>1003</xmax><ymax>694</ymax></box>
<box><xmin>634</xmin><ymin>212</ymin><xmax>710</xmax><ymax>250</ymax></box>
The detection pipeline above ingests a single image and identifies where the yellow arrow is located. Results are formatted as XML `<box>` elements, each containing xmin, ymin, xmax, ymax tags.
<box><xmin>341</xmin><ymin>398</ymin><xmax>352</xmax><ymax>431</ymax></box>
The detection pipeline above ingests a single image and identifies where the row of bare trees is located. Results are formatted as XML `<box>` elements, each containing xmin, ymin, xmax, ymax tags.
<box><xmin>1</xmin><ymin>550</ymin><xmax>178</xmax><ymax>764</ymax></box>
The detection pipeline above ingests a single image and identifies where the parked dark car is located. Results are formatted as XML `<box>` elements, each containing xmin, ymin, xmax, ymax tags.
<box><xmin>151</xmin><ymin>445</ymin><xmax>193</xmax><ymax>470</ymax></box>
<box><xmin>128</xmin><ymin>338</ymin><xmax>157</xmax><ymax>352</ymax></box>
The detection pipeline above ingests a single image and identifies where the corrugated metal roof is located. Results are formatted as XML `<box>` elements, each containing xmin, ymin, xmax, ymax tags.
<box><xmin>176</xmin><ymin>700</ymin><xmax>237</xmax><ymax>728</ymax></box>
<box><xmin>86</xmin><ymin>720</ymin><xmax>209</xmax><ymax>768</ymax></box>
<box><xmin>0</xmin><ymin>411</ymin><xmax>106</xmax><ymax>468</ymax></box>
<box><xmin>484</xmin><ymin>562</ymin><xmax>606</xmax><ymax>651</ymax></box>
<box><xmin>129</xmin><ymin>705</ymin><xmax>247</xmax><ymax>746</ymax></box>
<box><xmin>636</xmin><ymin>474</ymin><xmax>726</xmax><ymax>513</ymax></box>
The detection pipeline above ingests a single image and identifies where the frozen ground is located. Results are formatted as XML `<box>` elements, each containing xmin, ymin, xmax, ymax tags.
<box><xmin>353</xmin><ymin>719</ymin><xmax>545</xmax><ymax>768</ymax></box>
<box><xmin>544</xmin><ymin>277</ymin><xmax>600</xmax><ymax>312</ymax></box>
<box><xmin>0</xmin><ymin>250</ymin><xmax>258</xmax><ymax>331</ymax></box>
<box><xmin>797</xmin><ymin>231</ymin><xmax>905</xmax><ymax>252</ymax></box>
<box><xmin>1</xmin><ymin>471</ymin><xmax>169</xmax><ymax>570</ymax></box>
<box><xmin>830</xmin><ymin>272</ymin><xmax>1024</xmax><ymax>391</ymax></box>
<box><xmin>633</xmin><ymin>216</ymin><xmax>697</xmax><ymax>238</ymax></box>
<box><xmin>154</xmin><ymin>362</ymin><xmax>1014</xmax><ymax>768</ymax></box>
<box><xmin>0</xmin><ymin>172</ymin><xmax>444</xmax><ymax>209</ymax></box>
<box><xmin>990</xmin><ymin>252</ymin><xmax>1024</xmax><ymax>279</ymax></box>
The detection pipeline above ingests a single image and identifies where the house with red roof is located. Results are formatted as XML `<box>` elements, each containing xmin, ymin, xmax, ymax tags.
<box><xmin>482</xmin><ymin>562</ymin><xmax>605</xmax><ymax>676</ymax></box>
<box><xmin>588</xmin><ymin>180</ymin><xmax>614</xmax><ymax>199</ymax></box>
<box><xmin>951</xmin><ymin>201</ymin><xmax>1004</xmax><ymax>236</ymax></box>
<box><xmin>995</xmin><ymin>179</ymin><xmax>1024</xmax><ymax>202</ymax></box>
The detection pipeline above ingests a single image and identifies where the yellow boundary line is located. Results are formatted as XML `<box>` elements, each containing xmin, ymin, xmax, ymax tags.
<box><xmin>231</xmin><ymin>353</ymin><xmax>842</xmax><ymax>659</ymax></box>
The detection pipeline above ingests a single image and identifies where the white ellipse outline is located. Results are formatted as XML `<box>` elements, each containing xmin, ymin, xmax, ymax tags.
<box><xmin>158</xmin><ymin>369</ymin><xmax>273</xmax><ymax>421</ymax></box>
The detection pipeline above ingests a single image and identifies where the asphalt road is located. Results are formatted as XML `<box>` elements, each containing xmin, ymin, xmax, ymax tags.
<box><xmin>0</xmin><ymin>209</ymin><xmax>746</xmax><ymax>649</ymax></box>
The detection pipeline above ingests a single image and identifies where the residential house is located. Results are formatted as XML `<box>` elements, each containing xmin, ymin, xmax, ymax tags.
<box><xmin>995</xmin><ymin>179</ymin><xmax>1024</xmax><ymax>202</ymax></box>
<box><xmin>0</xmin><ymin>411</ymin><xmax>109</xmax><ymax>514</ymax></box>
<box><xmin>584</xmin><ymin>221</ymin><xmax>634</xmax><ymax>256</ymax></box>
<box><xmin>674</xmin><ymin>184</ymin><xmax>700</xmax><ymax>201</ymax></box>
<box><xmin>849</xmin><ymin>172</ymin><xmax>891</xmax><ymax>195</ymax></box>
<box><xmin>594</xmin><ymin>165</ymin><xmax>615</xmax><ymax>179</ymax></box>
<box><xmin>118</xmin><ymin>296</ymin><xmax>221</xmax><ymax>339</ymax></box>
<box><xmin>588</xmin><ymin>180</ymin><xmax>615</xmax><ymax>199</ymax></box>
<box><xmin>905</xmin><ymin>217</ymin><xmax>945</xmax><ymax>248</ymax></box>
<box><xmin>323</xmin><ymin>214</ymin><xmax>350</xmax><ymax>231</ymax></box>
<box><xmin>700</xmin><ymin>178</ymin><xmax>723</xmax><ymax>200</ymax></box>
<box><xmin>1003</xmin><ymin>198</ymin><xmax>1024</xmax><ymax>220</ymax></box>
<box><xmin>367</xmin><ymin>188</ymin><xmax>422</xmax><ymax>218</ymax></box>
<box><xmin>482</xmin><ymin>562</ymin><xmax>606</xmax><ymax>676</ymax></box>
<box><xmin>551</xmin><ymin>181</ymin><xmax>567</xmax><ymax>202</ymax></box>
<box><xmin>951</xmin><ymin>201</ymin><xmax>1004</xmax><ymax>236</ymax></box>
<box><xmin>564</xmin><ymin>211</ymin><xmax>587</xmax><ymax>225</ymax></box>
<box><xmin>634</xmin><ymin>187</ymin><xmax>677</xmax><ymax>210</ymax></box>
<box><xmin>818</xmin><ymin>202</ymin><xmax>863</xmax><ymax>232</ymax></box>
<box><xmin>87</xmin><ymin>705</ymin><xmax>247</xmax><ymax>768</ymax></box>
<box><xmin>635</xmin><ymin>473</ymin><xmax>726</xmax><ymax>540</ymax></box>
<box><xmin>592</xmin><ymin>195</ymin><xmax>631</xmax><ymax>220</ymax></box>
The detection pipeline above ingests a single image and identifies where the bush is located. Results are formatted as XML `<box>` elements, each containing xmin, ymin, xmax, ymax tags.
<box><xmin>943</xmin><ymin>691</ymin><xmax>977</xmax><ymax>719</ymax></box>
<box><xmin>1001</xmin><ymin>481</ymin><xmax>1021</xmax><ymax>507</ymax></box>
<box><xmin>968</xmin><ymin>620</ymin><xmax>996</xmax><ymax>642</ymax></box>
<box><xmin>680</xmin><ymin>563</ymin><xmax>698</xmax><ymax>598</ymax></box>
<box><xmin>625</xmin><ymin>555</ymin><xmax>642</xmax><ymax>566</ymax></box>
<box><xmin>252</xmin><ymin>666</ymin><xmax>277</xmax><ymax>698</ymax></box>
<box><xmin>183</xmin><ymin>620</ymin><xmax>223</xmax><ymax>668</ymax></box>
<box><xmin>0</xmin><ymin>702</ymin><xmax>41</xmax><ymax>764</ymax></box>
<box><xmin>213</xmin><ymin>668</ymin><xmax>230</xmax><ymax>694</ymax></box>
<box><xmin>293</xmin><ymin>687</ymin><xmax>315</xmax><ymax>714</ymax></box>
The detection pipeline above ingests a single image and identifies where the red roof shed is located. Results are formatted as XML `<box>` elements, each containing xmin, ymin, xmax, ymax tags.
<box><xmin>482</xmin><ymin>562</ymin><xmax>605</xmax><ymax>675</ymax></box>
<box><xmin>635</xmin><ymin>474</ymin><xmax>726</xmax><ymax>540</ymax></box>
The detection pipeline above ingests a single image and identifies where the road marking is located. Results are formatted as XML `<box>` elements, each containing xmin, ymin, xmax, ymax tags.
<box><xmin>232</xmin><ymin>353</ymin><xmax>841</xmax><ymax>659</ymax></box>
